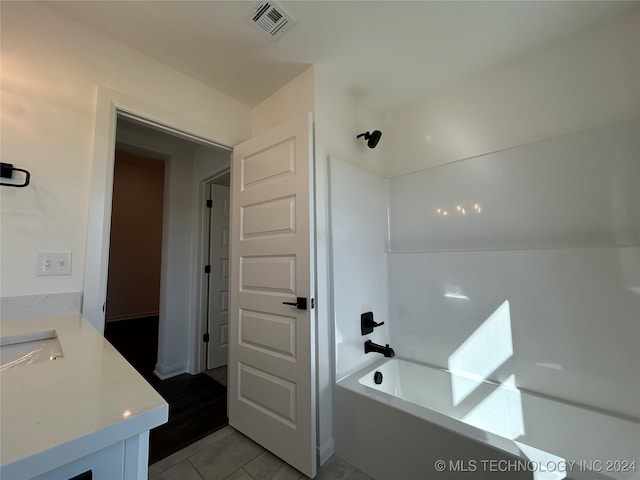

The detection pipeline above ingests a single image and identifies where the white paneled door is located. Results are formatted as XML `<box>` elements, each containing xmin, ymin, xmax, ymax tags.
<box><xmin>228</xmin><ymin>112</ymin><xmax>316</xmax><ymax>478</ymax></box>
<box><xmin>207</xmin><ymin>183</ymin><xmax>230</xmax><ymax>370</ymax></box>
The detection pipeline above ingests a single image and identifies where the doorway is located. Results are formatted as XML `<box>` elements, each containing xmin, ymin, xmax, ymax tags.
<box><xmin>108</xmin><ymin>116</ymin><xmax>231</xmax><ymax>376</ymax></box>
<box><xmin>102</xmin><ymin>116</ymin><xmax>232</xmax><ymax>463</ymax></box>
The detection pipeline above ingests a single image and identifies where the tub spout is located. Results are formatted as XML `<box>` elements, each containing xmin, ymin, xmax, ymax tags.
<box><xmin>364</xmin><ymin>340</ymin><xmax>395</xmax><ymax>358</ymax></box>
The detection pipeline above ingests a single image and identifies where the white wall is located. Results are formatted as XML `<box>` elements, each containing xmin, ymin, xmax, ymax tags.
<box><xmin>193</xmin><ymin>145</ymin><xmax>231</xmax><ymax>180</ymax></box>
<box><xmin>252</xmin><ymin>66</ymin><xmax>315</xmax><ymax>136</ymax></box>
<box><xmin>314</xmin><ymin>65</ymin><xmax>386</xmax><ymax>177</ymax></box>
<box><xmin>387</xmin><ymin>120</ymin><xmax>640</xmax><ymax>419</ymax></box>
<box><xmin>248</xmin><ymin>65</ymin><xmax>389</xmax><ymax>463</ymax></box>
<box><xmin>312</xmin><ymin>65</ymin><xmax>386</xmax><ymax>463</ymax></box>
<box><xmin>383</xmin><ymin>8</ymin><xmax>640</xmax><ymax>177</ymax></box>
<box><xmin>0</xmin><ymin>1</ymin><xmax>251</xmax><ymax>317</ymax></box>
<box><xmin>328</xmin><ymin>157</ymin><xmax>390</xmax><ymax>380</ymax></box>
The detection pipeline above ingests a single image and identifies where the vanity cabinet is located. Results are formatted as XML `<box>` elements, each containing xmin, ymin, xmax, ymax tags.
<box><xmin>33</xmin><ymin>441</ymin><xmax>123</xmax><ymax>480</ymax></box>
<box><xmin>0</xmin><ymin>314</ymin><xmax>167</xmax><ymax>480</ymax></box>
<box><xmin>31</xmin><ymin>433</ymin><xmax>149</xmax><ymax>480</ymax></box>
<box><xmin>33</xmin><ymin>432</ymin><xmax>149</xmax><ymax>480</ymax></box>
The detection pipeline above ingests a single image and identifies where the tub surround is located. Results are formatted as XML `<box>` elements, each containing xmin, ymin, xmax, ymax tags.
<box><xmin>330</xmin><ymin>120</ymin><xmax>639</xmax><ymax>416</ymax></box>
<box><xmin>0</xmin><ymin>313</ymin><xmax>168</xmax><ymax>479</ymax></box>
<box><xmin>328</xmin><ymin>156</ymin><xmax>390</xmax><ymax>380</ymax></box>
<box><xmin>387</xmin><ymin>119</ymin><xmax>640</xmax><ymax>420</ymax></box>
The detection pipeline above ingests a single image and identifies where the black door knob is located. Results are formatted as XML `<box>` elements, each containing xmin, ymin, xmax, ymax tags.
<box><xmin>282</xmin><ymin>297</ymin><xmax>307</xmax><ymax>310</ymax></box>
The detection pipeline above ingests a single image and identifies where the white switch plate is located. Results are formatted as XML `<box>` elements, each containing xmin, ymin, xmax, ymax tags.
<box><xmin>36</xmin><ymin>252</ymin><xmax>72</xmax><ymax>276</ymax></box>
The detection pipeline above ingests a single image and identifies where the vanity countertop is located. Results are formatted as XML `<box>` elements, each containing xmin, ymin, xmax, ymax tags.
<box><xmin>0</xmin><ymin>313</ymin><xmax>168</xmax><ymax>479</ymax></box>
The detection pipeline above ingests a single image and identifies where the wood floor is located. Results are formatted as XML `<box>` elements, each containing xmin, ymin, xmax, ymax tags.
<box><xmin>104</xmin><ymin>316</ymin><xmax>228</xmax><ymax>464</ymax></box>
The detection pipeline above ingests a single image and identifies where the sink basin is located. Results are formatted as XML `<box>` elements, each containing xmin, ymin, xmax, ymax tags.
<box><xmin>0</xmin><ymin>330</ymin><xmax>63</xmax><ymax>371</ymax></box>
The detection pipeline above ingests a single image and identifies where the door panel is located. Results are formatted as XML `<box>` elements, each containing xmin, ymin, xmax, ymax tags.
<box><xmin>241</xmin><ymin>255</ymin><xmax>296</xmax><ymax>293</ymax></box>
<box><xmin>238</xmin><ymin>309</ymin><xmax>297</xmax><ymax>359</ymax></box>
<box><xmin>238</xmin><ymin>362</ymin><xmax>297</xmax><ymax>425</ymax></box>
<box><xmin>241</xmin><ymin>195</ymin><xmax>296</xmax><ymax>237</ymax></box>
<box><xmin>229</xmin><ymin>112</ymin><xmax>316</xmax><ymax>478</ymax></box>
<box><xmin>240</xmin><ymin>139</ymin><xmax>296</xmax><ymax>187</ymax></box>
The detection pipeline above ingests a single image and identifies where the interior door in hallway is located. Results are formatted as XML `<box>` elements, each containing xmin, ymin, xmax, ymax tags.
<box><xmin>228</xmin><ymin>112</ymin><xmax>316</xmax><ymax>478</ymax></box>
<box><xmin>207</xmin><ymin>183</ymin><xmax>230</xmax><ymax>370</ymax></box>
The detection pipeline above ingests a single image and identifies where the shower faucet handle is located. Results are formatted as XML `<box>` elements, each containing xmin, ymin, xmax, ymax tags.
<box><xmin>361</xmin><ymin>312</ymin><xmax>385</xmax><ymax>336</ymax></box>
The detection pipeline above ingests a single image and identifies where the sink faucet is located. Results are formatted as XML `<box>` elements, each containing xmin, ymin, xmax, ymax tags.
<box><xmin>364</xmin><ymin>340</ymin><xmax>395</xmax><ymax>358</ymax></box>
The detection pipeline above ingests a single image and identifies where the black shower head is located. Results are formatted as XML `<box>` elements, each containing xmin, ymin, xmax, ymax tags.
<box><xmin>357</xmin><ymin>130</ymin><xmax>382</xmax><ymax>149</ymax></box>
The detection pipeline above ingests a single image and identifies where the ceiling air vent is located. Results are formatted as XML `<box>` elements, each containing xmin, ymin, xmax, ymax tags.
<box><xmin>244</xmin><ymin>1</ymin><xmax>296</xmax><ymax>42</ymax></box>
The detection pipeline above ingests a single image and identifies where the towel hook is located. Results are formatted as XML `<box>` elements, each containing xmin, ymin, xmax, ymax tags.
<box><xmin>1</xmin><ymin>162</ymin><xmax>31</xmax><ymax>188</ymax></box>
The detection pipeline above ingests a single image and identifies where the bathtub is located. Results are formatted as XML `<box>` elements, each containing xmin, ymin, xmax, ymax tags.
<box><xmin>335</xmin><ymin>358</ymin><xmax>639</xmax><ymax>480</ymax></box>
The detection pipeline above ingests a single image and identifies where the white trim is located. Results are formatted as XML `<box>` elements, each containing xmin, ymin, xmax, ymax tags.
<box><xmin>117</xmin><ymin>111</ymin><xmax>232</xmax><ymax>151</ymax></box>
<box><xmin>82</xmin><ymin>88</ymin><xmax>118</xmax><ymax>333</ymax></box>
<box><xmin>153</xmin><ymin>362</ymin><xmax>187</xmax><ymax>380</ymax></box>
<box><xmin>317</xmin><ymin>438</ymin><xmax>335</xmax><ymax>466</ymax></box>
<box><xmin>123</xmin><ymin>432</ymin><xmax>149</xmax><ymax>480</ymax></box>
<box><xmin>105</xmin><ymin>312</ymin><xmax>159</xmax><ymax>323</ymax></box>
<box><xmin>316</xmin><ymin>154</ymin><xmax>336</xmax><ymax>468</ymax></box>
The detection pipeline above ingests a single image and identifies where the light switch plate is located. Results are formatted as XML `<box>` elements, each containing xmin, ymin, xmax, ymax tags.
<box><xmin>36</xmin><ymin>252</ymin><xmax>72</xmax><ymax>276</ymax></box>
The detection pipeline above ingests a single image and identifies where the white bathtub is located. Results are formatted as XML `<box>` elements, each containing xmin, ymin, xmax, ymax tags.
<box><xmin>335</xmin><ymin>358</ymin><xmax>639</xmax><ymax>480</ymax></box>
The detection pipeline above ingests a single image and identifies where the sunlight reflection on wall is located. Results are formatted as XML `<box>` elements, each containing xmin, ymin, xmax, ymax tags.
<box><xmin>449</xmin><ymin>301</ymin><xmax>570</xmax><ymax>480</ymax></box>
<box><xmin>448</xmin><ymin>300</ymin><xmax>513</xmax><ymax>405</ymax></box>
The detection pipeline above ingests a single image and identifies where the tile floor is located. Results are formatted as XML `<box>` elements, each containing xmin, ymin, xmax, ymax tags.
<box><xmin>149</xmin><ymin>426</ymin><xmax>372</xmax><ymax>480</ymax></box>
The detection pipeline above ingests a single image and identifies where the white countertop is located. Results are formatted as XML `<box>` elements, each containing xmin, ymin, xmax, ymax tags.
<box><xmin>0</xmin><ymin>313</ymin><xmax>168</xmax><ymax>479</ymax></box>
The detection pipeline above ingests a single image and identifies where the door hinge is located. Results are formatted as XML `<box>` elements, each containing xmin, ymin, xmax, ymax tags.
<box><xmin>204</xmin><ymin>265</ymin><xmax>211</xmax><ymax>274</ymax></box>
<box><xmin>311</xmin><ymin>298</ymin><xmax>315</xmax><ymax>309</ymax></box>
<box><xmin>203</xmin><ymin>333</ymin><xmax>210</xmax><ymax>343</ymax></box>
<box><xmin>206</xmin><ymin>199</ymin><xmax>213</xmax><ymax>208</ymax></box>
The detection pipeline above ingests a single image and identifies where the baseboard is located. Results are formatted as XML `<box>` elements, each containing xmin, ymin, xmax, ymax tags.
<box><xmin>154</xmin><ymin>362</ymin><xmax>187</xmax><ymax>380</ymax></box>
<box><xmin>106</xmin><ymin>311</ymin><xmax>159</xmax><ymax>322</ymax></box>
<box><xmin>0</xmin><ymin>292</ymin><xmax>82</xmax><ymax>321</ymax></box>
<box><xmin>317</xmin><ymin>438</ymin><xmax>335</xmax><ymax>466</ymax></box>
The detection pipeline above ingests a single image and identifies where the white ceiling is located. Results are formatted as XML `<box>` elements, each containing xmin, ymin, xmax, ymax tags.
<box><xmin>45</xmin><ymin>1</ymin><xmax>637</xmax><ymax>112</ymax></box>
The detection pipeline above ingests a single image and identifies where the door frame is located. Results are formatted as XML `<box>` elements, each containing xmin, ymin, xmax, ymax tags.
<box><xmin>84</xmin><ymin>86</ymin><xmax>237</xmax><ymax>375</ymax></box>
<box><xmin>195</xmin><ymin>169</ymin><xmax>231</xmax><ymax>372</ymax></box>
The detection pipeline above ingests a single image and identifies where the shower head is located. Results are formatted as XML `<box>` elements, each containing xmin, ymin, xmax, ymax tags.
<box><xmin>357</xmin><ymin>130</ymin><xmax>382</xmax><ymax>149</ymax></box>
